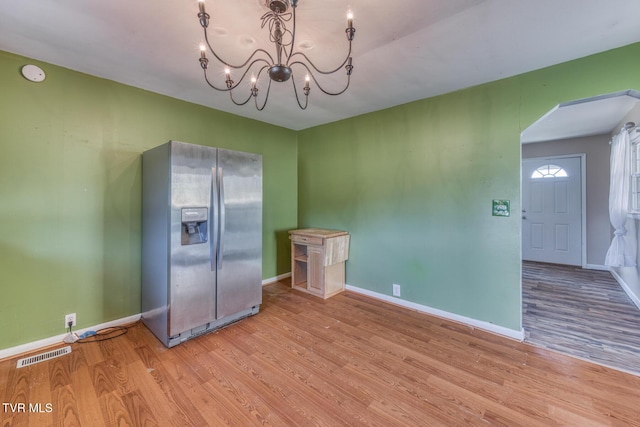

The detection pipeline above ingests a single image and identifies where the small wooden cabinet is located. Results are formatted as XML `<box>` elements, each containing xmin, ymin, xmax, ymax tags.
<box><xmin>289</xmin><ymin>228</ymin><xmax>350</xmax><ymax>299</ymax></box>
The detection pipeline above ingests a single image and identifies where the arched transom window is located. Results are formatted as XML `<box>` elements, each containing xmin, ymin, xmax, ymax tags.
<box><xmin>531</xmin><ymin>164</ymin><xmax>568</xmax><ymax>179</ymax></box>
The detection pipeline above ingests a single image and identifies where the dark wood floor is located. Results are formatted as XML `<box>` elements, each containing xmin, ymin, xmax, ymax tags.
<box><xmin>523</xmin><ymin>261</ymin><xmax>640</xmax><ymax>376</ymax></box>
<box><xmin>3</xmin><ymin>280</ymin><xmax>640</xmax><ymax>426</ymax></box>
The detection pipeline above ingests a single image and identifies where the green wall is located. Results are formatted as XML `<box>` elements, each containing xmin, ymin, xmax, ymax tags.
<box><xmin>2</xmin><ymin>43</ymin><xmax>640</xmax><ymax>350</ymax></box>
<box><xmin>0</xmin><ymin>51</ymin><xmax>297</xmax><ymax>349</ymax></box>
<box><xmin>297</xmin><ymin>43</ymin><xmax>640</xmax><ymax>332</ymax></box>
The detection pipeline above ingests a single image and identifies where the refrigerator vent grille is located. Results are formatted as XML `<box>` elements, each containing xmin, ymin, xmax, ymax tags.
<box><xmin>16</xmin><ymin>346</ymin><xmax>72</xmax><ymax>368</ymax></box>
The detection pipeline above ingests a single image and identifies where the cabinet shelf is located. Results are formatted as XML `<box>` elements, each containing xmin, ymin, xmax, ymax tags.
<box><xmin>294</xmin><ymin>255</ymin><xmax>308</xmax><ymax>262</ymax></box>
<box><xmin>292</xmin><ymin>281</ymin><xmax>307</xmax><ymax>289</ymax></box>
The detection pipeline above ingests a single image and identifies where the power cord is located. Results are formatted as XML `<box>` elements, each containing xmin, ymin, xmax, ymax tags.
<box><xmin>75</xmin><ymin>320</ymin><xmax>141</xmax><ymax>343</ymax></box>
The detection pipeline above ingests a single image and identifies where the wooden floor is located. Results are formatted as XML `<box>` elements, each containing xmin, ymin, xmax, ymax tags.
<box><xmin>523</xmin><ymin>261</ymin><xmax>640</xmax><ymax>376</ymax></box>
<box><xmin>3</xmin><ymin>281</ymin><xmax>640</xmax><ymax>426</ymax></box>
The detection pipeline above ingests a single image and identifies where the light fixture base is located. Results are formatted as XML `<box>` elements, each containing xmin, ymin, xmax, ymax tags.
<box><xmin>266</xmin><ymin>0</ymin><xmax>289</xmax><ymax>13</ymax></box>
<box><xmin>268</xmin><ymin>65</ymin><xmax>292</xmax><ymax>82</ymax></box>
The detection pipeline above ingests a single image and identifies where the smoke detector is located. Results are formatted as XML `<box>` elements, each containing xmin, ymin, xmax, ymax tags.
<box><xmin>21</xmin><ymin>64</ymin><xmax>46</xmax><ymax>82</ymax></box>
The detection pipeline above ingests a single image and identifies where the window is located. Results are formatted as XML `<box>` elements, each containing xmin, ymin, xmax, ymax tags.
<box><xmin>531</xmin><ymin>164</ymin><xmax>568</xmax><ymax>179</ymax></box>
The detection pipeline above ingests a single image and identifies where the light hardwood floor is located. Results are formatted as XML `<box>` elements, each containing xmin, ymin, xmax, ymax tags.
<box><xmin>2</xmin><ymin>280</ymin><xmax>640</xmax><ymax>426</ymax></box>
<box><xmin>523</xmin><ymin>261</ymin><xmax>640</xmax><ymax>376</ymax></box>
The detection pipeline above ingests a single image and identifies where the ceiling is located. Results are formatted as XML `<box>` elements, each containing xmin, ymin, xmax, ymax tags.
<box><xmin>521</xmin><ymin>90</ymin><xmax>640</xmax><ymax>143</ymax></box>
<box><xmin>1</xmin><ymin>0</ymin><xmax>640</xmax><ymax>131</ymax></box>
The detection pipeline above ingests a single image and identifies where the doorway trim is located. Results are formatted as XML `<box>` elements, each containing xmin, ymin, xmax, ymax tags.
<box><xmin>521</xmin><ymin>153</ymin><xmax>587</xmax><ymax>269</ymax></box>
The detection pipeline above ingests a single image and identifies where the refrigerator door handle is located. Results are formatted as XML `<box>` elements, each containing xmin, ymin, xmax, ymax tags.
<box><xmin>210</xmin><ymin>166</ymin><xmax>219</xmax><ymax>271</ymax></box>
<box><xmin>218</xmin><ymin>167</ymin><xmax>226</xmax><ymax>270</ymax></box>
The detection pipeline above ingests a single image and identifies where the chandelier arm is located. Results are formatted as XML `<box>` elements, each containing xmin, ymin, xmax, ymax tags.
<box><xmin>203</xmin><ymin>59</ymin><xmax>272</xmax><ymax>92</ymax></box>
<box><xmin>228</xmin><ymin>89</ymin><xmax>253</xmax><ymax>106</ymax></box>
<box><xmin>290</xmin><ymin>77</ymin><xmax>309</xmax><ymax>110</ymax></box>
<box><xmin>254</xmin><ymin>78</ymin><xmax>273</xmax><ymax>111</ymax></box>
<box><xmin>204</xmin><ymin>31</ymin><xmax>275</xmax><ymax>68</ymax></box>
<box><xmin>254</xmin><ymin>64</ymin><xmax>270</xmax><ymax>80</ymax></box>
<box><xmin>203</xmin><ymin>69</ymin><xmax>232</xmax><ymax>92</ymax></box>
<box><xmin>314</xmin><ymin>74</ymin><xmax>351</xmax><ymax>96</ymax></box>
<box><xmin>290</xmin><ymin>62</ymin><xmax>352</xmax><ymax>96</ymax></box>
<box><xmin>228</xmin><ymin>59</ymin><xmax>273</xmax><ymax>90</ymax></box>
<box><xmin>288</xmin><ymin>42</ymin><xmax>352</xmax><ymax>74</ymax></box>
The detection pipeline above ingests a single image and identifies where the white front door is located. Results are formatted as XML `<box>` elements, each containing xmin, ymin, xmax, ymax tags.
<box><xmin>522</xmin><ymin>156</ymin><xmax>582</xmax><ymax>266</ymax></box>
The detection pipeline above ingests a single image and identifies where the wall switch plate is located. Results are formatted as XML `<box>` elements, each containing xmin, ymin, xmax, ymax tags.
<box><xmin>392</xmin><ymin>284</ymin><xmax>401</xmax><ymax>297</ymax></box>
<box><xmin>64</xmin><ymin>313</ymin><xmax>76</xmax><ymax>328</ymax></box>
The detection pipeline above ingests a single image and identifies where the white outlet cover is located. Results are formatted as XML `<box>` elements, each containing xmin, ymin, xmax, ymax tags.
<box><xmin>21</xmin><ymin>64</ymin><xmax>46</xmax><ymax>82</ymax></box>
<box><xmin>392</xmin><ymin>284</ymin><xmax>401</xmax><ymax>296</ymax></box>
<box><xmin>64</xmin><ymin>313</ymin><xmax>76</xmax><ymax>328</ymax></box>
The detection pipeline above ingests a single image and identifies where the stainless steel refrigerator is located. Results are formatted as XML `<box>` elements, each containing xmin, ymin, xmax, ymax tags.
<box><xmin>141</xmin><ymin>141</ymin><xmax>262</xmax><ymax>347</ymax></box>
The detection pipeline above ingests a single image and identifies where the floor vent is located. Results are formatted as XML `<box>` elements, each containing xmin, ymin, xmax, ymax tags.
<box><xmin>16</xmin><ymin>346</ymin><xmax>72</xmax><ymax>368</ymax></box>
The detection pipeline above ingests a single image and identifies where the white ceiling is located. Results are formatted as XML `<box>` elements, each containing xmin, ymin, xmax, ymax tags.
<box><xmin>1</xmin><ymin>0</ymin><xmax>640</xmax><ymax>131</ymax></box>
<box><xmin>522</xmin><ymin>91</ymin><xmax>640</xmax><ymax>143</ymax></box>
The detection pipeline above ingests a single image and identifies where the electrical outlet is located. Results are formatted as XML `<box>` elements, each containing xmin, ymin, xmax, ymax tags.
<box><xmin>64</xmin><ymin>313</ymin><xmax>76</xmax><ymax>328</ymax></box>
<box><xmin>392</xmin><ymin>284</ymin><xmax>401</xmax><ymax>297</ymax></box>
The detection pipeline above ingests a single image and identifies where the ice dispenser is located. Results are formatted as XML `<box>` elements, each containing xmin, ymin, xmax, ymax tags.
<box><xmin>181</xmin><ymin>207</ymin><xmax>208</xmax><ymax>245</ymax></box>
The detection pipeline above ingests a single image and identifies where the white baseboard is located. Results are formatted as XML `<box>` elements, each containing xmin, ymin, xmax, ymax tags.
<box><xmin>609</xmin><ymin>268</ymin><xmax>640</xmax><ymax>311</ymax></box>
<box><xmin>1</xmin><ymin>273</ymin><xmax>291</xmax><ymax>360</ymax></box>
<box><xmin>262</xmin><ymin>272</ymin><xmax>291</xmax><ymax>286</ymax></box>
<box><xmin>345</xmin><ymin>284</ymin><xmax>525</xmax><ymax>341</ymax></box>
<box><xmin>0</xmin><ymin>314</ymin><xmax>141</xmax><ymax>361</ymax></box>
<box><xmin>584</xmin><ymin>263</ymin><xmax>609</xmax><ymax>271</ymax></box>
<box><xmin>2</xmin><ymin>281</ymin><xmax>526</xmax><ymax>360</ymax></box>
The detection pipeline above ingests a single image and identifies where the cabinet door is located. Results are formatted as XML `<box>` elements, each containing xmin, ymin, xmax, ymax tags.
<box><xmin>307</xmin><ymin>246</ymin><xmax>324</xmax><ymax>295</ymax></box>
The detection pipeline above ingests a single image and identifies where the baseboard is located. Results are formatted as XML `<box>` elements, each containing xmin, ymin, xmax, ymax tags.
<box><xmin>0</xmin><ymin>314</ymin><xmax>142</xmax><ymax>361</ymax></box>
<box><xmin>609</xmin><ymin>268</ymin><xmax>640</xmax><ymax>311</ymax></box>
<box><xmin>0</xmin><ymin>273</ymin><xmax>290</xmax><ymax>360</ymax></box>
<box><xmin>584</xmin><ymin>263</ymin><xmax>609</xmax><ymax>271</ymax></box>
<box><xmin>262</xmin><ymin>272</ymin><xmax>291</xmax><ymax>286</ymax></box>
<box><xmin>345</xmin><ymin>284</ymin><xmax>525</xmax><ymax>341</ymax></box>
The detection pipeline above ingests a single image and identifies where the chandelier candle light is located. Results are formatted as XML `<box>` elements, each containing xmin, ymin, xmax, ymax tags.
<box><xmin>197</xmin><ymin>0</ymin><xmax>356</xmax><ymax>110</ymax></box>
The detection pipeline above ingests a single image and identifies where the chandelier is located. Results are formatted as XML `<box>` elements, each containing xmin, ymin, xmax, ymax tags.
<box><xmin>196</xmin><ymin>0</ymin><xmax>356</xmax><ymax>110</ymax></box>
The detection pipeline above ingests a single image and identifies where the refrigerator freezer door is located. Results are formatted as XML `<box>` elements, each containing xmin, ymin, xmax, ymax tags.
<box><xmin>169</xmin><ymin>142</ymin><xmax>218</xmax><ymax>336</ymax></box>
<box><xmin>216</xmin><ymin>149</ymin><xmax>263</xmax><ymax>319</ymax></box>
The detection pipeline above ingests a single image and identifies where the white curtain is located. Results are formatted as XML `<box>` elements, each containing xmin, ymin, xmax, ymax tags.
<box><xmin>605</xmin><ymin>127</ymin><xmax>637</xmax><ymax>267</ymax></box>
